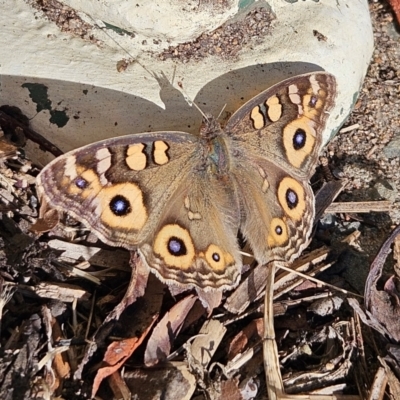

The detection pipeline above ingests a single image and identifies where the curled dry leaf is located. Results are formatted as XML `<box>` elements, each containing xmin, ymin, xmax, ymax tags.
<box><xmin>145</xmin><ymin>294</ymin><xmax>197</xmax><ymax>366</ymax></box>
<box><xmin>365</xmin><ymin>225</ymin><xmax>400</xmax><ymax>342</ymax></box>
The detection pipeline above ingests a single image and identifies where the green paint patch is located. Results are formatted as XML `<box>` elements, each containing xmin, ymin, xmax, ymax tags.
<box><xmin>49</xmin><ymin>109</ymin><xmax>69</xmax><ymax>127</ymax></box>
<box><xmin>21</xmin><ymin>83</ymin><xmax>51</xmax><ymax>113</ymax></box>
<box><xmin>102</xmin><ymin>22</ymin><xmax>135</xmax><ymax>37</ymax></box>
<box><xmin>239</xmin><ymin>0</ymin><xmax>255</xmax><ymax>9</ymax></box>
<box><xmin>22</xmin><ymin>82</ymin><xmax>69</xmax><ymax>128</ymax></box>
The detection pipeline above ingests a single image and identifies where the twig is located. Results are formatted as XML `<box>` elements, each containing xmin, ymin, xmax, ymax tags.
<box><xmin>325</xmin><ymin>201</ymin><xmax>392</xmax><ymax>214</ymax></box>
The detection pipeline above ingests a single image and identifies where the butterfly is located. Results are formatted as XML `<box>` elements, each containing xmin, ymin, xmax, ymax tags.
<box><xmin>36</xmin><ymin>72</ymin><xmax>336</xmax><ymax>292</ymax></box>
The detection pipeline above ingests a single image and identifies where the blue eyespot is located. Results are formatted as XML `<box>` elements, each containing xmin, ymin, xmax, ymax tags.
<box><xmin>293</xmin><ymin>129</ymin><xmax>306</xmax><ymax>150</ymax></box>
<box><xmin>212</xmin><ymin>252</ymin><xmax>220</xmax><ymax>262</ymax></box>
<box><xmin>75</xmin><ymin>177</ymin><xmax>88</xmax><ymax>189</ymax></box>
<box><xmin>168</xmin><ymin>237</ymin><xmax>187</xmax><ymax>256</ymax></box>
<box><xmin>110</xmin><ymin>195</ymin><xmax>131</xmax><ymax>216</ymax></box>
<box><xmin>309</xmin><ymin>95</ymin><xmax>318</xmax><ymax>107</ymax></box>
<box><xmin>286</xmin><ymin>188</ymin><xmax>298</xmax><ymax>209</ymax></box>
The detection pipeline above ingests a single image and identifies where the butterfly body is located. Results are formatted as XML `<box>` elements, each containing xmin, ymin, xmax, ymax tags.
<box><xmin>37</xmin><ymin>72</ymin><xmax>336</xmax><ymax>291</ymax></box>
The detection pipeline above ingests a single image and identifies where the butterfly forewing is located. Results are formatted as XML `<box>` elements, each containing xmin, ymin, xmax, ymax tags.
<box><xmin>37</xmin><ymin>132</ymin><xmax>198</xmax><ymax>248</ymax></box>
<box><xmin>227</xmin><ymin>72</ymin><xmax>336</xmax><ymax>179</ymax></box>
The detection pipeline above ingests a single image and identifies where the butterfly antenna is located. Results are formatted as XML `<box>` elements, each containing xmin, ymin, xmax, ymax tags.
<box><xmin>83</xmin><ymin>13</ymin><xmax>153</xmax><ymax>76</ymax></box>
<box><xmin>217</xmin><ymin>104</ymin><xmax>227</xmax><ymax>120</ymax></box>
<box><xmin>177</xmin><ymin>82</ymin><xmax>209</xmax><ymax>122</ymax></box>
<box><xmin>78</xmin><ymin>11</ymin><xmax>210</xmax><ymax>122</ymax></box>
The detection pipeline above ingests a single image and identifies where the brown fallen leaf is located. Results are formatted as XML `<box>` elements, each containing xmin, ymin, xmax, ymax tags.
<box><xmin>30</xmin><ymin>208</ymin><xmax>60</xmax><ymax>233</ymax></box>
<box><xmin>218</xmin><ymin>377</ymin><xmax>243</xmax><ymax>400</ymax></box>
<box><xmin>91</xmin><ymin>315</ymin><xmax>157</xmax><ymax>398</ymax></box>
<box><xmin>365</xmin><ymin>225</ymin><xmax>400</xmax><ymax>341</ymax></box>
<box><xmin>196</xmin><ymin>287</ymin><xmax>223</xmax><ymax>315</ymax></box>
<box><xmin>227</xmin><ymin>318</ymin><xmax>263</xmax><ymax>361</ymax></box>
<box><xmin>144</xmin><ymin>294</ymin><xmax>197</xmax><ymax>366</ymax></box>
<box><xmin>0</xmin><ymin>137</ymin><xmax>18</xmax><ymax>159</ymax></box>
<box><xmin>394</xmin><ymin>234</ymin><xmax>400</xmax><ymax>277</ymax></box>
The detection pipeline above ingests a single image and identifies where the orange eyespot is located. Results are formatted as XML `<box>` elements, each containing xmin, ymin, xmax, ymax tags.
<box><xmin>153</xmin><ymin>224</ymin><xmax>195</xmax><ymax>270</ymax></box>
<box><xmin>268</xmin><ymin>218</ymin><xmax>288</xmax><ymax>247</ymax></box>
<box><xmin>277</xmin><ymin>177</ymin><xmax>306</xmax><ymax>221</ymax></box>
<box><xmin>204</xmin><ymin>244</ymin><xmax>234</xmax><ymax>272</ymax></box>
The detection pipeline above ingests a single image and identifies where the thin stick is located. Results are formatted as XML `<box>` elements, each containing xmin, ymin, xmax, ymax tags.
<box><xmin>275</xmin><ymin>264</ymin><xmax>364</xmax><ymax>299</ymax></box>
<box><xmin>263</xmin><ymin>261</ymin><xmax>284</xmax><ymax>400</ymax></box>
<box><xmin>325</xmin><ymin>201</ymin><xmax>391</xmax><ymax>214</ymax></box>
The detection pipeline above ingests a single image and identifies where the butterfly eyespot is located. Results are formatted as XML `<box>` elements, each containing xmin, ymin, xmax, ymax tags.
<box><xmin>100</xmin><ymin>183</ymin><xmax>147</xmax><ymax>230</ymax></box>
<box><xmin>168</xmin><ymin>237</ymin><xmax>187</xmax><ymax>256</ymax></box>
<box><xmin>268</xmin><ymin>218</ymin><xmax>288</xmax><ymax>247</ymax></box>
<box><xmin>293</xmin><ymin>128</ymin><xmax>306</xmax><ymax>150</ymax></box>
<box><xmin>154</xmin><ymin>224</ymin><xmax>195</xmax><ymax>270</ymax></box>
<box><xmin>75</xmin><ymin>177</ymin><xmax>88</xmax><ymax>189</ymax></box>
<box><xmin>109</xmin><ymin>195</ymin><xmax>131</xmax><ymax>216</ymax></box>
<box><xmin>204</xmin><ymin>244</ymin><xmax>234</xmax><ymax>272</ymax></box>
<box><xmin>309</xmin><ymin>95</ymin><xmax>318</xmax><ymax>107</ymax></box>
<box><xmin>277</xmin><ymin>177</ymin><xmax>306</xmax><ymax>221</ymax></box>
<box><xmin>283</xmin><ymin>118</ymin><xmax>315</xmax><ymax>168</ymax></box>
<box><xmin>66</xmin><ymin>169</ymin><xmax>100</xmax><ymax>198</ymax></box>
<box><xmin>286</xmin><ymin>188</ymin><xmax>298</xmax><ymax>210</ymax></box>
<box><xmin>212</xmin><ymin>252</ymin><xmax>220</xmax><ymax>262</ymax></box>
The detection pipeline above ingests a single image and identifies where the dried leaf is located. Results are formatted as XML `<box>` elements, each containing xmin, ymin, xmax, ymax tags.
<box><xmin>30</xmin><ymin>208</ymin><xmax>60</xmax><ymax>233</ymax></box>
<box><xmin>394</xmin><ymin>234</ymin><xmax>400</xmax><ymax>276</ymax></box>
<box><xmin>0</xmin><ymin>138</ymin><xmax>18</xmax><ymax>158</ymax></box>
<box><xmin>365</xmin><ymin>225</ymin><xmax>400</xmax><ymax>341</ymax></box>
<box><xmin>219</xmin><ymin>377</ymin><xmax>243</xmax><ymax>400</ymax></box>
<box><xmin>91</xmin><ymin>316</ymin><xmax>156</xmax><ymax>398</ymax></box>
<box><xmin>228</xmin><ymin>318</ymin><xmax>263</xmax><ymax>360</ymax></box>
<box><xmin>189</xmin><ymin>319</ymin><xmax>226</xmax><ymax>370</ymax></box>
<box><xmin>145</xmin><ymin>294</ymin><xmax>197</xmax><ymax>366</ymax></box>
<box><xmin>196</xmin><ymin>287</ymin><xmax>222</xmax><ymax>314</ymax></box>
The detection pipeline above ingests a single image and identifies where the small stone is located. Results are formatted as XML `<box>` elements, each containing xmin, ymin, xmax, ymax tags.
<box><xmin>374</xmin><ymin>178</ymin><xmax>398</xmax><ymax>201</ymax></box>
<box><xmin>383</xmin><ymin>132</ymin><xmax>400</xmax><ymax>158</ymax></box>
<box><xmin>318</xmin><ymin>213</ymin><xmax>336</xmax><ymax>229</ymax></box>
<box><xmin>308</xmin><ymin>296</ymin><xmax>344</xmax><ymax>316</ymax></box>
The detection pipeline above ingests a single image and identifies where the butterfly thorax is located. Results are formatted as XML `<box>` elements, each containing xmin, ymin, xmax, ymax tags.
<box><xmin>199</xmin><ymin>115</ymin><xmax>230</xmax><ymax>175</ymax></box>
